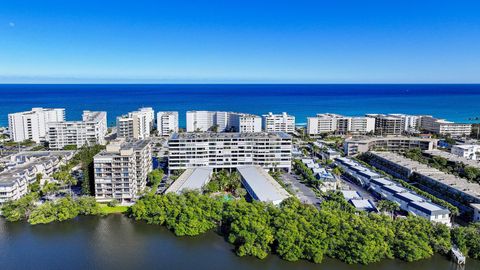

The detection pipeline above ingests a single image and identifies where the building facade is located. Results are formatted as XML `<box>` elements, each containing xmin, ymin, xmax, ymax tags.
<box><xmin>307</xmin><ymin>113</ymin><xmax>374</xmax><ymax>135</ymax></box>
<box><xmin>168</xmin><ymin>132</ymin><xmax>292</xmax><ymax>172</ymax></box>
<box><xmin>451</xmin><ymin>145</ymin><xmax>480</xmax><ymax>160</ymax></box>
<box><xmin>343</xmin><ymin>136</ymin><xmax>437</xmax><ymax>156</ymax></box>
<box><xmin>186</xmin><ymin>111</ymin><xmax>261</xmax><ymax>133</ymax></box>
<box><xmin>8</xmin><ymin>108</ymin><xmax>65</xmax><ymax>143</ymax></box>
<box><xmin>46</xmin><ymin>111</ymin><xmax>107</xmax><ymax>150</ymax></box>
<box><xmin>94</xmin><ymin>139</ymin><xmax>152</xmax><ymax>203</ymax></box>
<box><xmin>117</xmin><ymin>108</ymin><xmax>154</xmax><ymax>140</ymax></box>
<box><xmin>157</xmin><ymin>111</ymin><xmax>179</xmax><ymax>136</ymax></box>
<box><xmin>366</xmin><ymin>114</ymin><xmax>404</xmax><ymax>136</ymax></box>
<box><xmin>420</xmin><ymin>116</ymin><xmax>472</xmax><ymax>137</ymax></box>
<box><xmin>262</xmin><ymin>112</ymin><xmax>295</xmax><ymax>133</ymax></box>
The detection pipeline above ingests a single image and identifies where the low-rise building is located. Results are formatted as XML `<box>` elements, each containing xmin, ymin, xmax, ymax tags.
<box><xmin>168</xmin><ymin>132</ymin><xmax>292</xmax><ymax>172</ymax></box>
<box><xmin>343</xmin><ymin>136</ymin><xmax>437</xmax><ymax>156</ymax></box>
<box><xmin>262</xmin><ymin>112</ymin><xmax>295</xmax><ymax>133</ymax></box>
<box><xmin>94</xmin><ymin>139</ymin><xmax>152</xmax><ymax>203</ymax></box>
<box><xmin>47</xmin><ymin>111</ymin><xmax>107</xmax><ymax>150</ymax></box>
<box><xmin>451</xmin><ymin>145</ymin><xmax>480</xmax><ymax>161</ymax></box>
<box><xmin>157</xmin><ymin>111</ymin><xmax>179</xmax><ymax>136</ymax></box>
<box><xmin>237</xmin><ymin>165</ymin><xmax>291</xmax><ymax>205</ymax></box>
<box><xmin>0</xmin><ymin>151</ymin><xmax>74</xmax><ymax>203</ymax></box>
<box><xmin>165</xmin><ymin>167</ymin><xmax>213</xmax><ymax>194</ymax></box>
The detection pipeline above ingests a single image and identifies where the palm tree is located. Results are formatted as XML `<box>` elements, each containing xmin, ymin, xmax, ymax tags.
<box><xmin>377</xmin><ymin>200</ymin><xmax>399</xmax><ymax>219</ymax></box>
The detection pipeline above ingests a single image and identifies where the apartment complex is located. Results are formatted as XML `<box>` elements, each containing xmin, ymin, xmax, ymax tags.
<box><xmin>168</xmin><ymin>132</ymin><xmax>292</xmax><ymax>172</ymax></box>
<box><xmin>262</xmin><ymin>112</ymin><xmax>295</xmax><ymax>133</ymax></box>
<box><xmin>420</xmin><ymin>116</ymin><xmax>472</xmax><ymax>137</ymax></box>
<box><xmin>307</xmin><ymin>113</ymin><xmax>375</xmax><ymax>135</ymax></box>
<box><xmin>46</xmin><ymin>111</ymin><xmax>107</xmax><ymax>150</ymax></box>
<box><xmin>117</xmin><ymin>108</ymin><xmax>154</xmax><ymax>139</ymax></box>
<box><xmin>186</xmin><ymin>111</ymin><xmax>261</xmax><ymax>133</ymax></box>
<box><xmin>366</xmin><ymin>114</ymin><xmax>404</xmax><ymax>136</ymax></box>
<box><xmin>94</xmin><ymin>139</ymin><xmax>152</xmax><ymax>203</ymax></box>
<box><xmin>0</xmin><ymin>151</ymin><xmax>74</xmax><ymax>203</ymax></box>
<box><xmin>365</xmin><ymin>151</ymin><xmax>480</xmax><ymax>216</ymax></box>
<box><xmin>343</xmin><ymin>136</ymin><xmax>437</xmax><ymax>156</ymax></box>
<box><xmin>8</xmin><ymin>108</ymin><xmax>65</xmax><ymax>143</ymax></box>
<box><xmin>157</xmin><ymin>111</ymin><xmax>179</xmax><ymax>136</ymax></box>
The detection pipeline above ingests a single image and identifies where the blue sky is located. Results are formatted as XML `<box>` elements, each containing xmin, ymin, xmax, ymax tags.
<box><xmin>1</xmin><ymin>0</ymin><xmax>480</xmax><ymax>83</ymax></box>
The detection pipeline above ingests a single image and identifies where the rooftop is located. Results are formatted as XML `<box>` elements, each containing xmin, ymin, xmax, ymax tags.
<box><xmin>165</xmin><ymin>167</ymin><xmax>213</xmax><ymax>194</ymax></box>
<box><xmin>409</xmin><ymin>201</ymin><xmax>450</xmax><ymax>215</ymax></box>
<box><xmin>170</xmin><ymin>132</ymin><xmax>291</xmax><ymax>140</ymax></box>
<box><xmin>237</xmin><ymin>165</ymin><xmax>290</xmax><ymax>204</ymax></box>
<box><xmin>345</xmin><ymin>136</ymin><xmax>437</xmax><ymax>144</ymax></box>
<box><xmin>424</xmin><ymin>149</ymin><xmax>480</xmax><ymax>169</ymax></box>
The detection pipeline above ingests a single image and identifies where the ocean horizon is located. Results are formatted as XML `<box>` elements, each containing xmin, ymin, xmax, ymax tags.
<box><xmin>1</xmin><ymin>84</ymin><xmax>480</xmax><ymax>128</ymax></box>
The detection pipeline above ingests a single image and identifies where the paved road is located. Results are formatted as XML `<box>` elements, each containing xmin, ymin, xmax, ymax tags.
<box><xmin>281</xmin><ymin>172</ymin><xmax>321</xmax><ymax>205</ymax></box>
<box><xmin>340</xmin><ymin>175</ymin><xmax>377</xmax><ymax>203</ymax></box>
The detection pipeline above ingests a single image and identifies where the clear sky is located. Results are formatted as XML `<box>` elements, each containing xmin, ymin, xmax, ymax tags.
<box><xmin>1</xmin><ymin>0</ymin><xmax>480</xmax><ymax>83</ymax></box>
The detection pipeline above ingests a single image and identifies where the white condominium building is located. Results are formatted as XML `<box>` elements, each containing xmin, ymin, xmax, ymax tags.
<box><xmin>0</xmin><ymin>151</ymin><xmax>74</xmax><ymax>204</ymax></box>
<box><xmin>366</xmin><ymin>114</ymin><xmax>404</xmax><ymax>136</ymax></box>
<box><xmin>451</xmin><ymin>145</ymin><xmax>480</xmax><ymax>160</ymax></box>
<box><xmin>94</xmin><ymin>139</ymin><xmax>152</xmax><ymax>203</ymax></box>
<box><xmin>420</xmin><ymin>116</ymin><xmax>472</xmax><ymax>137</ymax></box>
<box><xmin>117</xmin><ymin>108</ymin><xmax>154</xmax><ymax>140</ymax></box>
<box><xmin>388</xmin><ymin>114</ymin><xmax>423</xmax><ymax>133</ymax></box>
<box><xmin>307</xmin><ymin>113</ymin><xmax>374</xmax><ymax>135</ymax></box>
<box><xmin>157</xmin><ymin>111</ymin><xmax>179</xmax><ymax>136</ymax></box>
<box><xmin>262</xmin><ymin>112</ymin><xmax>295</xmax><ymax>133</ymax></box>
<box><xmin>8</xmin><ymin>107</ymin><xmax>65</xmax><ymax>143</ymax></box>
<box><xmin>47</xmin><ymin>111</ymin><xmax>107</xmax><ymax>150</ymax></box>
<box><xmin>186</xmin><ymin>111</ymin><xmax>262</xmax><ymax>133</ymax></box>
<box><xmin>138</xmin><ymin>107</ymin><xmax>155</xmax><ymax>129</ymax></box>
<box><xmin>168</xmin><ymin>132</ymin><xmax>292</xmax><ymax>172</ymax></box>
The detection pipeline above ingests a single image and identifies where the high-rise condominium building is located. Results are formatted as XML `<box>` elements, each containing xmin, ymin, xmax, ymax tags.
<box><xmin>168</xmin><ymin>132</ymin><xmax>292</xmax><ymax>172</ymax></box>
<box><xmin>307</xmin><ymin>113</ymin><xmax>374</xmax><ymax>135</ymax></box>
<box><xmin>8</xmin><ymin>108</ymin><xmax>65</xmax><ymax>143</ymax></box>
<box><xmin>366</xmin><ymin>114</ymin><xmax>404</xmax><ymax>136</ymax></box>
<box><xmin>157</xmin><ymin>111</ymin><xmax>179</xmax><ymax>136</ymax></box>
<box><xmin>186</xmin><ymin>111</ymin><xmax>262</xmax><ymax>133</ymax></box>
<box><xmin>94</xmin><ymin>138</ymin><xmax>152</xmax><ymax>203</ymax></box>
<box><xmin>116</xmin><ymin>108</ymin><xmax>154</xmax><ymax>140</ymax></box>
<box><xmin>46</xmin><ymin>111</ymin><xmax>107</xmax><ymax>149</ymax></box>
<box><xmin>262</xmin><ymin>112</ymin><xmax>295</xmax><ymax>133</ymax></box>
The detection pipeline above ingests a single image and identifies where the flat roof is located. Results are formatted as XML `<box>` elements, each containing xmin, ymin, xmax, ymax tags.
<box><xmin>351</xmin><ymin>199</ymin><xmax>375</xmax><ymax>210</ymax></box>
<box><xmin>341</xmin><ymin>190</ymin><xmax>361</xmax><ymax>200</ymax></box>
<box><xmin>345</xmin><ymin>136</ymin><xmax>437</xmax><ymax>144</ymax></box>
<box><xmin>424</xmin><ymin>149</ymin><xmax>480</xmax><ymax>169</ymax></box>
<box><xmin>170</xmin><ymin>132</ymin><xmax>291</xmax><ymax>140</ymax></box>
<box><xmin>238</xmin><ymin>166</ymin><xmax>290</xmax><ymax>204</ymax></box>
<box><xmin>370</xmin><ymin>178</ymin><xmax>396</xmax><ymax>187</ymax></box>
<box><xmin>393</xmin><ymin>192</ymin><xmax>424</xmax><ymax>202</ymax></box>
<box><xmin>381</xmin><ymin>185</ymin><xmax>407</xmax><ymax>194</ymax></box>
<box><xmin>409</xmin><ymin>201</ymin><xmax>450</xmax><ymax>215</ymax></box>
<box><xmin>165</xmin><ymin>167</ymin><xmax>213</xmax><ymax>194</ymax></box>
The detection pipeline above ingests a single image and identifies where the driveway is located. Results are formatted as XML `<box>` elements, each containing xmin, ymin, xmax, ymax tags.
<box><xmin>281</xmin><ymin>172</ymin><xmax>322</xmax><ymax>205</ymax></box>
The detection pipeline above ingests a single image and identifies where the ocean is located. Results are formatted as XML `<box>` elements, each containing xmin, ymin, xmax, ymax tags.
<box><xmin>1</xmin><ymin>84</ymin><xmax>480</xmax><ymax>127</ymax></box>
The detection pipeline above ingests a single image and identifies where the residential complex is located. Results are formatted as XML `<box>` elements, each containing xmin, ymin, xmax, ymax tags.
<box><xmin>46</xmin><ymin>111</ymin><xmax>108</xmax><ymax>150</ymax></box>
<box><xmin>420</xmin><ymin>116</ymin><xmax>472</xmax><ymax>137</ymax></box>
<box><xmin>343</xmin><ymin>136</ymin><xmax>437</xmax><ymax>156</ymax></box>
<box><xmin>157</xmin><ymin>111</ymin><xmax>179</xmax><ymax>136</ymax></box>
<box><xmin>262</xmin><ymin>112</ymin><xmax>295</xmax><ymax>133</ymax></box>
<box><xmin>366</xmin><ymin>114</ymin><xmax>404</xmax><ymax>136</ymax></box>
<box><xmin>117</xmin><ymin>108</ymin><xmax>154</xmax><ymax>139</ymax></box>
<box><xmin>186</xmin><ymin>111</ymin><xmax>261</xmax><ymax>132</ymax></box>
<box><xmin>364</xmin><ymin>151</ymin><xmax>480</xmax><ymax>216</ymax></box>
<box><xmin>0</xmin><ymin>151</ymin><xmax>74</xmax><ymax>204</ymax></box>
<box><xmin>8</xmin><ymin>108</ymin><xmax>65</xmax><ymax>143</ymax></box>
<box><xmin>93</xmin><ymin>139</ymin><xmax>152</xmax><ymax>203</ymax></box>
<box><xmin>335</xmin><ymin>157</ymin><xmax>451</xmax><ymax>226</ymax></box>
<box><xmin>424</xmin><ymin>149</ymin><xmax>480</xmax><ymax>169</ymax></box>
<box><xmin>307</xmin><ymin>113</ymin><xmax>375</xmax><ymax>135</ymax></box>
<box><xmin>167</xmin><ymin>132</ymin><xmax>292</xmax><ymax>172</ymax></box>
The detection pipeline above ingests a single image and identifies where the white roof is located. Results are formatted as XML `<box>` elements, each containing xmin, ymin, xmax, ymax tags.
<box><xmin>341</xmin><ymin>190</ymin><xmax>361</xmax><ymax>200</ymax></box>
<box><xmin>351</xmin><ymin>199</ymin><xmax>375</xmax><ymax>210</ymax></box>
<box><xmin>238</xmin><ymin>166</ymin><xmax>291</xmax><ymax>204</ymax></box>
<box><xmin>165</xmin><ymin>167</ymin><xmax>213</xmax><ymax>194</ymax></box>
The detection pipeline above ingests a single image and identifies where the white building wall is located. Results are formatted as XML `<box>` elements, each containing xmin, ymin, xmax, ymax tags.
<box><xmin>157</xmin><ymin>111</ymin><xmax>179</xmax><ymax>136</ymax></box>
<box><xmin>8</xmin><ymin>108</ymin><xmax>65</xmax><ymax>143</ymax></box>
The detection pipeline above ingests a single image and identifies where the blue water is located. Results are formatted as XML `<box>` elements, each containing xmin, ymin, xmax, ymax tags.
<box><xmin>1</xmin><ymin>84</ymin><xmax>480</xmax><ymax>127</ymax></box>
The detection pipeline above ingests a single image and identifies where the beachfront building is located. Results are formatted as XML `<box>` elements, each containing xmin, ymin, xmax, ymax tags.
<box><xmin>306</xmin><ymin>113</ymin><xmax>374</xmax><ymax>135</ymax></box>
<box><xmin>117</xmin><ymin>108</ymin><xmax>154</xmax><ymax>140</ymax></box>
<box><xmin>237</xmin><ymin>165</ymin><xmax>291</xmax><ymax>205</ymax></box>
<box><xmin>0</xmin><ymin>151</ymin><xmax>75</xmax><ymax>203</ymax></box>
<box><xmin>93</xmin><ymin>139</ymin><xmax>152</xmax><ymax>203</ymax></box>
<box><xmin>186</xmin><ymin>111</ymin><xmax>261</xmax><ymax>133</ymax></box>
<box><xmin>366</xmin><ymin>114</ymin><xmax>404</xmax><ymax>136</ymax></box>
<box><xmin>387</xmin><ymin>114</ymin><xmax>423</xmax><ymax>133</ymax></box>
<box><xmin>335</xmin><ymin>157</ymin><xmax>451</xmax><ymax>226</ymax></box>
<box><xmin>262</xmin><ymin>112</ymin><xmax>295</xmax><ymax>133</ymax></box>
<box><xmin>451</xmin><ymin>144</ymin><xmax>480</xmax><ymax>160</ymax></box>
<box><xmin>168</xmin><ymin>132</ymin><xmax>292</xmax><ymax>173</ymax></box>
<box><xmin>8</xmin><ymin>108</ymin><xmax>65</xmax><ymax>143</ymax></box>
<box><xmin>343</xmin><ymin>136</ymin><xmax>437</xmax><ymax>156</ymax></box>
<box><xmin>157</xmin><ymin>111</ymin><xmax>179</xmax><ymax>136</ymax></box>
<box><xmin>364</xmin><ymin>151</ymin><xmax>480</xmax><ymax>217</ymax></box>
<box><xmin>46</xmin><ymin>111</ymin><xmax>107</xmax><ymax>150</ymax></box>
<box><xmin>420</xmin><ymin>116</ymin><xmax>472</xmax><ymax>137</ymax></box>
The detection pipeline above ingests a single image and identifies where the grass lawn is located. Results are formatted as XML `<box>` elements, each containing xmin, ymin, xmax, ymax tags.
<box><xmin>99</xmin><ymin>204</ymin><xmax>129</xmax><ymax>214</ymax></box>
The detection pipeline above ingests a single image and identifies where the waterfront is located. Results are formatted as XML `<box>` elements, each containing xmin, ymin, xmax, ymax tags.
<box><xmin>1</xmin><ymin>84</ymin><xmax>480</xmax><ymax>127</ymax></box>
<box><xmin>0</xmin><ymin>215</ymin><xmax>478</xmax><ymax>270</ymax></box>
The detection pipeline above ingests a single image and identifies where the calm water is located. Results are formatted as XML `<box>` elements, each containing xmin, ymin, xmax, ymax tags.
<box><xmin>0</xmin><ymin>215</ymin><xmax>478</xmax><ymax>270</ymax></box>
<box><xmin>1</xmin><ymin>84</ymin><xmax>480</xmax><ymax>127</ymax></box>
